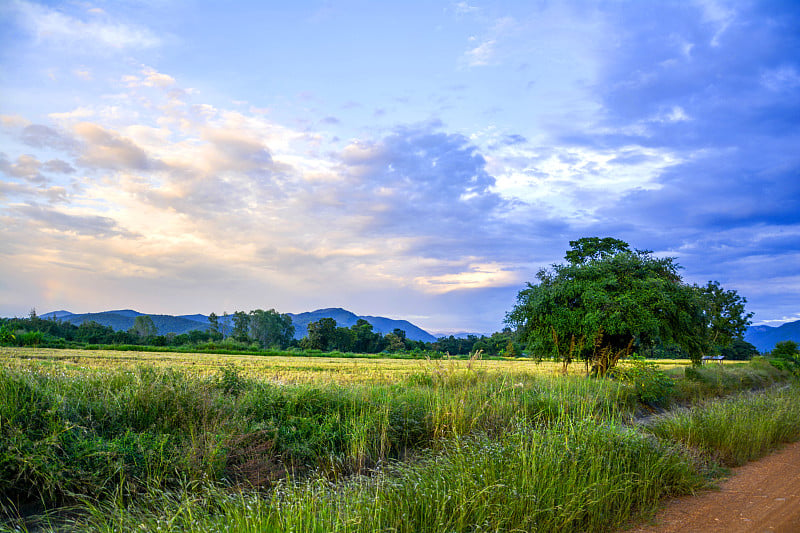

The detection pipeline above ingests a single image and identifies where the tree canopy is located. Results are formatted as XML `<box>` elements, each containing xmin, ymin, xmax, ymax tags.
<box><xmin>130</xmin><ymin>315</ymin><xmax>157</xmax><ymax>337</ymax></box>
<box><xmin>249</xmin><ymin>309</ymin><xmax>295</xmax><ymax>349</ymax></box>
<box><xmin>505</xmin><ymin>237</ymin><xmax>752</xmax><ymax>373</ymax></box>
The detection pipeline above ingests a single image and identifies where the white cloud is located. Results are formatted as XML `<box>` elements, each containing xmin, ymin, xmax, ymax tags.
<box><xmin>761</xmin><ymin>66</ymin><xmax>800</xmax><ymax>92</ymax></box>
<box><xmin>454</xmin><ymin>2</ymin><xmax>479</xmax><ymax>15</ymax></box>
<box><xmin>13</xmin><ymin>0</ymin><xmax>161</xmax><ymax>50</ymax></box>
<box><xmin>464</xmin><ymin>39</ymin><xmax>496</xmax><ymax>67</ymax></box>
<box><xmin>415</xmin><ymin>262</ymin><xmax>519</xmax><ymax>293</ymax></box>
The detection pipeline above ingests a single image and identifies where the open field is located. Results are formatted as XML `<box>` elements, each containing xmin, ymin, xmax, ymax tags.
<box><xmin>1</xmin><ymin>347</ymin><xmax>798</xmax><ymax>532</ymax></box>
<box><xmin>1</xmin><ymin>347</ymin><xmax>698</xmax><ymax>383</ymax></box>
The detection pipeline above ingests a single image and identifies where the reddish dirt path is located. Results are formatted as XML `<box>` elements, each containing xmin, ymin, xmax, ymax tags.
<box><xmin>623</xmin><ymin>440</ymin><xmax>800</xmax><ymax>533</ymax></box>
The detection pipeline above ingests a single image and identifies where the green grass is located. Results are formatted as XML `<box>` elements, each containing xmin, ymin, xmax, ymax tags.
<box><xmin>642</xmin><ymin>383</ymin><xmax>800</xmax><ymax>466</ymax></box>
<box><xmin>1</xmin><ymin>348</ymin><xmax>798</xmax><ymax>532</ymax></box>
<box><xmin>66</xmin><ymin>417</ymin><xmax>704</xmax><ymax>533</ymax></box>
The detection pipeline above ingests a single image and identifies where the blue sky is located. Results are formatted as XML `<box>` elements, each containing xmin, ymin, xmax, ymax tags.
<box><xmin>1</xmin><ymin>0</ymin><xmax>798</xmax><ymax>334</ymax></box>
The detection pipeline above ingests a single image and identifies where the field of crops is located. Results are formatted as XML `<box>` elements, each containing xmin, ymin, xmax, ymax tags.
<box><xmin>1</xmin><ymin>347</ymin><xmax>696</xmax><ymax>383</ymax></box>
<box><xmin>1</xmin><ymin>347</ymin><xmax>798</xmax><ymax>532</ymax></box>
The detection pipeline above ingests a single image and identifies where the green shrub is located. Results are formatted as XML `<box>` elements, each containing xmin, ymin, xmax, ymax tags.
<box><xmin>612</xmin><ymin>355</ymin><xmax>675</xmax><ymax>406</ymax></box>
<box><xmin>217</xmin><ymin>363</ymin><xmax>246</xmax><ymax>397</ymax></box>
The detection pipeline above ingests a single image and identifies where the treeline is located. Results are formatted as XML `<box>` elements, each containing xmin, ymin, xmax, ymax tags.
<box><xmin>0</xmin><ymin>311</ymin><xmax>220</xmax><ymax>349</ymax></box>
<box><xmin>0</xmin><ymin>310</ymin><xmax>521</xmax><ymax>357</ymax></box>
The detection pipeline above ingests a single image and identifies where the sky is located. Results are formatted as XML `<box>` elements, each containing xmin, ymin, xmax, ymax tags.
<box><xmin>1</xmin><ymin>0</ymin><xmax>799</xmax><ymax>335</ymax></box>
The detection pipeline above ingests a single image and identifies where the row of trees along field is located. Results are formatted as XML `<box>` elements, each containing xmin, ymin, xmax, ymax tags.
<box><xmin>0</xmin><ymin>308</ymin><xmax>519</xmax><ymax>357</ymax></box>
<box><xmin>506</xmin><ymin>237</ymin><xmax>754</xmax><ymax>374</ymax></box>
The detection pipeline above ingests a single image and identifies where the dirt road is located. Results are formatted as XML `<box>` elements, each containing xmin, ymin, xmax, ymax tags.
<box><xmin>624</xmin><ymin>439</ymin><xmax>800</xmax><ymax>532</ymax></box>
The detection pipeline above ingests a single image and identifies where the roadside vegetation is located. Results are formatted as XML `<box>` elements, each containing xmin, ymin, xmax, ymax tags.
<box><xmin>1</xmin><ymin>348</ymin><xmax>798</xmax><ymax>532</ymax></box>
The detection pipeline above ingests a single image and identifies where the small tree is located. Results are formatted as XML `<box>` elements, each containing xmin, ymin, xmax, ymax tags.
<box><xmin>772</xmin><ymin>340</ymin><xmax>800</xmax><ymax>360</ymax></box>
<box><xmin>131</xmin><ymin>315</ymin><xmax>157</xmax><ymax>337</ymax></box>
<box><xmin>695</xmin><ymin>281</ymin><xmax>753</xmax><ymax>350</ymax></box>
<box><xmin>719</xmin><ymin>339</ymin><xmax>759</xmax><ymax>360</ymax></box>
<box><xmin>231</xmin><ymin>311</ymin><xmax>250</xmax><ymax>342</ymax></box>
<box><xmin>208</xmin><ymin>312</ymin><xmax>220</xmax><ymax>335</ymax></box>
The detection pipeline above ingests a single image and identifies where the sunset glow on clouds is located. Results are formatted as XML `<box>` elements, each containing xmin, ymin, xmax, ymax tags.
<box><xmin>1</xmin><ymin>1</ymin><xmax>798</xmax><ymax>333</ymax></box>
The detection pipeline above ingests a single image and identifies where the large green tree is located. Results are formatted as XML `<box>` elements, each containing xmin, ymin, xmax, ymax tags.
<box><xmin>506</xmin><ymin>238</ymin><xmax>750</xmax><ymax>373</ymax></box>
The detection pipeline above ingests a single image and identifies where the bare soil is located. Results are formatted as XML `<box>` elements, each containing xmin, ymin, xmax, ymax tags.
<box><xmin>623</xmin><ymin>439</ymin><xmax>800</xmax><ymax>533</ymax></box>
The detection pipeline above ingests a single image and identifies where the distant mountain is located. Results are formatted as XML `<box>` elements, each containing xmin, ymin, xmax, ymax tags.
<box><xmin>105</xmin><ymin>309</ymin><xmax>144</xmax><ymax>318</ymax></box>
<box><xmin>432</xmin><ymin>331</ymin><xmax>485</xmax><ymax>339</ymax></box>
<box><xmin>46</xmin><ymin>311</ymin><xmax>212</xmax><ymax>336</ymax></box>
<box><xmin>38</xmin><ymin>307</ymin><xmax>438</xmax><ymax>342</ymax></box>
<box><xmin>40</xmin><ymin>310</ymin><xmax>74</xmax><ymax>319</ymax></box>
<box><xmin>745</xmin><ymin>320</ymin><xmax>800</xmax><ymax>353</ymax></box>
<box><xmin>178</xmin><ymin>314</ymin><xmax>212</xmax><ymax>324</ymax></box>
<box><xmin>287</xmin><ymin>308</ymin><xmax>437</xmax><ymax>342</ymax></box>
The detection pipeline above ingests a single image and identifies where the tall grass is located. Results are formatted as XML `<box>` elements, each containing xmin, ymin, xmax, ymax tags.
<box><xmin>643</xmin><ymin>384</ymin><xmax>800</xmax><ymax>466</ymax></box>
<box><xmin>0</xmin><ymin>363</ymin><xmax>636</xmax><ymax>511</ymax></box>
<box><xmin>71</xmin><ymin>414</ymin><xmax>703</xmax><ymax>533</ymax></box>
<box><xmin>2</xmin><ymin>353</ymin><xmax>797</xmax><ymax>532</ymax></box>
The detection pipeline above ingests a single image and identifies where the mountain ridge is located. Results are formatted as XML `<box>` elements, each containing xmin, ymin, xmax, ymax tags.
<box><xmin>39</xmin><ymin>308</ymin><xmax>438</xmax><ymax>342</ymax></box>
<box><xmin>745</xmin><ymin>320</ymin><xmax>800</xmax><ymax>353</ymax></box>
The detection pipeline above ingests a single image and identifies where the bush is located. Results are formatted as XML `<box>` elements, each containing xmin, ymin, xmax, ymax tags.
<box><xmin>771</xmin><ymin>340</ymin><xmax>799</xmax><ymax>360</ymax></box>
<box><xmin>612</xmin><ymin>355</ymin><xmax>675</xmax><ymax>407</ymax></box>
<box><xmin>217</xmin><ymin>363</ymin><xmax>246</xmax><ymax>397</ymax></box>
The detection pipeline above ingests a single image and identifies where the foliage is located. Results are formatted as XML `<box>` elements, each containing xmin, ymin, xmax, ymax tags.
<box><xmin>217</xmin><ymin>363</ymin><xmax>246</xmax><ymax>397</ymax></box>
<box><xmin>248</xmin><ymin>309</ymin><xmax>295</xmax><ymax>349</ymax></box>
<box><xmin>772</xmin><ymin>340</ymin><xmax>799</xmax><ymax>360</ymax></box>
<box><xmin>507</xmin><ymin>238</ymin><xmax>705</xmax><ymax>373</ymax></box>
<box><xmin>506</xmin><ymin>237</ymin><xmax>752</xmax><ymax>372</ymax></box>
<box><xmin>130</xmin><ymin>315</ymin><xmax>158</xmax><ymax>337</ymax></box>
<box><xmin>719</xmin><ymin>338</ymin><xmax>759</xmax><ymax>360</ymax></box>
<box><xmin>695</xmin><ymin>280</ymin><xmax>753</xmax><ymax>349</ymax></box>
<box><xmin>231</xmin><ymin>311</ymin><xmax>250</xmax><ymax>342</ymax></box>
<box><xmin>2</xmin><ymin>349</ymin><xmax>797</xmax><ymax>532</ymax></box>
<box><xmin>612</xmin><ymin>355</ymin><xmax>675</xmax><ymax>406</ymax></box>
<box><xmin>351</xmin><ymin>319</ymin><xmax>384</xmax><ymax>353</ymax></box>
<box><xmin>207</xmin><ymin>312</ymin><xmax>220</xmax><ymax>335</ymax></box>
<box><xmin>563</xmin><ymin>236</ymin><xmax>631</xmax><ymax>264</ymax></box>
<box><xmin>644</xmin><ymin>385</ymin><xmax>800</xmax><ymax>466</ymax></box>
<box><xmin>301</xmin><ymin>317</ymin><xmax>339</xmax><ymax>351</ymax></box>
<box><xmin>0</xmin><ymin>324</ymin><xmax>15</xmax><ymax>344</ymax></box>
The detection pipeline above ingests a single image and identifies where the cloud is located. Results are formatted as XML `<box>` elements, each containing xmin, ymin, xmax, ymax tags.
<box><xmin>19</xmin><ymin>124</ymin><xmax>80</xmax><ymax>151</ymax></box>
<box><xmin>414</xmin><ymin>262</ymin><xmax>519</xmax><ymax>293</ymax></box>
<box><xmin>72</xmin><ymin>122</ymin><xmax>156</xmax><ymax>170</ymax></box>
<box><xmin>12</xmin><ymin>0</ymin><xmax>161</xmax><ymax>50</ymax></box>
<box><xmin>0</xmin><ymin>154</ymin><xmax>45</xmax><ymax>183</ymax></box>
<box><xmin>10</xmin><ymin>204</ymin><xmax>135</xmax><ymax>238</ymax></box>
<box><xmin>453</xmin><ymin>2</ymin><xmax>479</xmax><ymax>15</ymax></box>
<box><xmin>338</xmin><ymin>124</ymin><xmax>504</xmax><ymax>242</ymax></box>
<box><xmin>464</xmin><ymin>39</ymin><xmax>496</xmax><ymax>67</ymax></box>
<box><xmin>43</xmin><ymin>159</ymin><xmax>75</xmax><ymax>174</ymax></box>
<box><xmin>123</xmin><ymin>66</ymin><xmax>177</xmax><ymax>89</ymax></box>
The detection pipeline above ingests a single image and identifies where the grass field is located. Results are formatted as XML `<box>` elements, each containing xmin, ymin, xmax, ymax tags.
<box><xmin>1</xmin><ymin>347</ymin><xmax>697</xmax><ymax>383</ymax></box>
<box><xmin>1</xmin><ymin>347</ymin><xmax>797</xmax><ymax>532</ymax></box>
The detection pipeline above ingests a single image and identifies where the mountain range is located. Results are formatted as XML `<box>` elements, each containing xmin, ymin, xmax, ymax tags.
<box><xmin>39</xmin><ymin>308</ymin><xmax>438</xmax><ymax>343</ymax></box>
<box><xmin>744</xmin><ymin>320</ymin><xmax>800</xmax><ymax>353</ymax></box>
